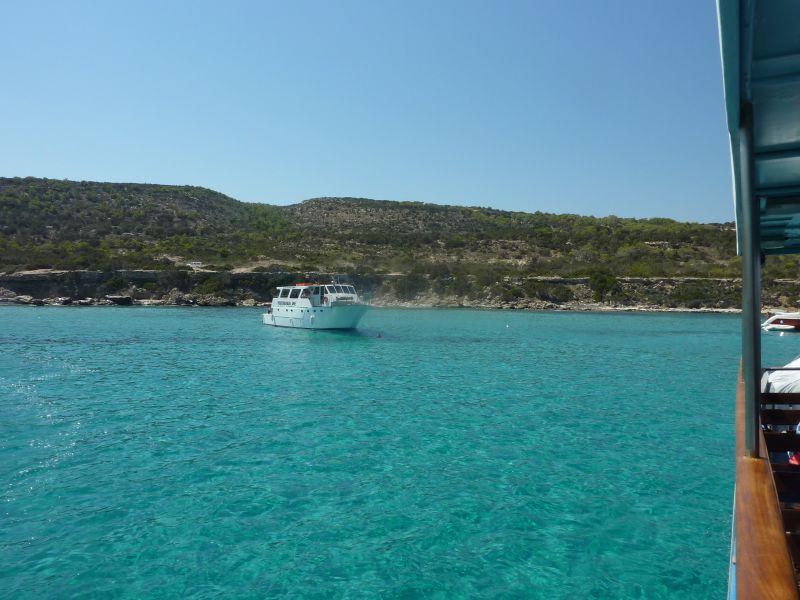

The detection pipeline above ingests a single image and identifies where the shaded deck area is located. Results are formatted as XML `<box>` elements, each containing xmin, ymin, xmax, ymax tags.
<box><xmin>736</xmin><ymin>371</ymin><xmax>800</xmax><ymax>598</ymax></box>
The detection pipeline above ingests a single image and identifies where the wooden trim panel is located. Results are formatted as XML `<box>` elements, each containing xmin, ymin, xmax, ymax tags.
<box><xmin>764</xmin><ymin>433</ymin><xmax>800</xmax><ymax>453</ymax></box>
<box><xmin>762</xmin><ymin>410</ymin><xmax>800</xmax><ymax>425</ymax></box>
<box><xmin>762</xmin><ymin>393</ymin><xmax>800</xmax><ymax>405</ymax></box>
<box><xmin>783</xmin><ymin>509</ymin><xmax>800</xmax><ymax>532</ymax></box>
<box><xmin>736</xmin><ymin>370</ymin><xmax>799</xmax><ymax>599</ymax></box>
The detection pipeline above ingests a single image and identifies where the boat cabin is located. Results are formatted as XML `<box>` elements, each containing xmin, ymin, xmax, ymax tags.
<box><xmin>273</xmin><ymin>283</ymin><xmax>359</xmax><ymax>308</ymax></box>
<box><xmin>264</xmin><ymin>282</ymin><xmax>367</xmax><ymax>329</ymax></box>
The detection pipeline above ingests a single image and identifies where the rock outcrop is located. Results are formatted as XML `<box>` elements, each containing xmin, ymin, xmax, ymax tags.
<box><xmin>0</xmin><ymin>269</ymin><xmax>797</xmax><ymax>313</ymax></box>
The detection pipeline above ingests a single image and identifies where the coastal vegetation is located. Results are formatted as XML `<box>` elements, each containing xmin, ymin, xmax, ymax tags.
<box><xmin>1</xmin><ymin>176</ymin><xmax>799</xmax><ymax>309</ymax></box>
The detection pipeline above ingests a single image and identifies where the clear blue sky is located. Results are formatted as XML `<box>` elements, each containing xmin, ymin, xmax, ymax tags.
<box><xmin>0</xmin><ymin>0</ymin><xmax>732</xmax><ymax>222</ymax></box>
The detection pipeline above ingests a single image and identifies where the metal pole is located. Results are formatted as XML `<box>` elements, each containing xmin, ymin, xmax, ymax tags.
<box><xmin>740</xmin><ymin>102</ymin><xmax>761</xmax><ymax>458</ymax></box>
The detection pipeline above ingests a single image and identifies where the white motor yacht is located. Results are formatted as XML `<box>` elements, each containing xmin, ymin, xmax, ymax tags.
<box><xmin>262</xmin><ymin>283</ymin><xmax>368</xmax><ymax>330</ymax></box>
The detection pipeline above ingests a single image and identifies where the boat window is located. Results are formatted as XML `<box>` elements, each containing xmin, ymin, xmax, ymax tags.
<box><xmin>312</xmin><ymin>286</ymin><xmax>320</xmax><ymax>295</ymax></box>
<box><xmin>279</xmin><ymin>289</ymin><xmax>289</xmax><ymax>298</ymax></box>
<box><xmin>335</xmin><ymin>285</ymin><xmax>344</xmax><ymax>293</ymax></box>
<box><xmin>347</xmin><ymin>286</ymin><xmax>356</xmax><ymax>294</ymax></box>
<box><xmin>289</xmin><ymin>288</ymin><xmax>301</xmax><ymax>298</ymax></box>
<box><xmin>326</xmin><ymin>285</ymin><xmax>335</xmax><ymax>293</ymax></box>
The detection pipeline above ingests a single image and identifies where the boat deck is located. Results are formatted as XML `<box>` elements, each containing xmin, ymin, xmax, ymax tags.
<box><xmin>737</xmin><ymin>372</ymin><xmax>800</xmax><ymax>598</ymax></box>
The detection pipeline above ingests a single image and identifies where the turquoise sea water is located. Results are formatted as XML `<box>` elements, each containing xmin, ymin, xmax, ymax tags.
<box><xmin>3</xmin><ymin>306</ymin><xmax>798</xmax><ymax>599</ymax></box>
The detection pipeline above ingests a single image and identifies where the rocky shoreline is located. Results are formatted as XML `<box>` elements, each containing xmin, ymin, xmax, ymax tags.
<box><xmin>0</xmin><ymin>286</ymin><xmax>742</xmax><ymax>313</ymax></box>
<box><xmin>370</xmin><ymin>297</ymin><xmax>743</xmax><ymax>314</ymax></box>
<box><xmin>0</xmin><ymin>287</ymin><xmax>268</xmax><ymax>308</ymax></box>
<box><xmin>1</xmin><ymin>269</ymin><xmax>798</xmax><ymax>313</ymax></box>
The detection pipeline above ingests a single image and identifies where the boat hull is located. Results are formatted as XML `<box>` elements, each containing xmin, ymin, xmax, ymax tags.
<box><xmin>263</xmin><ymin>304</ymin><xmax>368</xmax><ymax>330</ymax></box>
<box><xmin>762</xmin><ymin>314</ymin><xmax>800</xmax><ymax>331</ymax></box>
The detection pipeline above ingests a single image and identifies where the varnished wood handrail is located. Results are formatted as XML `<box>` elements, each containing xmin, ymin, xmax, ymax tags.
<box><xmin>736</xmin><ymin>369</ymin><xmax>799</xmax><ymax>599</ymax></box>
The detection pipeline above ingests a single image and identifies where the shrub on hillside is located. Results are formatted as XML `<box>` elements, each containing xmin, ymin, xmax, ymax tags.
<box><xmin>394</xmin><ymin>272</ymin><xmax>428</xmax><ymax>300</ymax></box>
<box><xmin>193</xmin><ymin>274</ymin><xmax>227</xmax><ymax>295</ymax></box>
<box><xmin>588</xmin><ymin>269</ymin><xmax>619</xmax><ymax>302</ymax></box>
<box><xmin>101</xmin><ymin>275</ymin><xmax>128</xmax><ymax>293</ymax></box>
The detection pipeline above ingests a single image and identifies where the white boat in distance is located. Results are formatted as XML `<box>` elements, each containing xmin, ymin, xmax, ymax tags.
<box><xmin>762</xmin><ymin>312</ymin><xmax>800</xmax><ymax>332</ymax></box>
<box><xmin>262</xmin><ymin>282</ymin><xmax>368</xmax><ymax>330</ymax></box>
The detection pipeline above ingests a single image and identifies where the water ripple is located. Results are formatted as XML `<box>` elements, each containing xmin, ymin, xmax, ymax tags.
<box><xmin>0</xmin><ymin>307</ymin><xmax>766</xmax><ymax>598</ymax></box>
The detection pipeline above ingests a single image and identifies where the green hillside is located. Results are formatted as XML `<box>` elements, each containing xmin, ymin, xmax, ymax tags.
<box><xmin>1</xmin><ymin>176</ymin><xmax>797</xmax><ymax>284</ymax></box>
